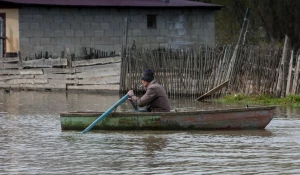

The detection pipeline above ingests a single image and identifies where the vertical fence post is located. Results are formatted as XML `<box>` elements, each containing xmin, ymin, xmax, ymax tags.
<box><xmin>120</xmin><ymin>18</ymin><xmax>129</xmax><ymax>92</ymax></box>
<box><xmin>291</xmin><ymin>55</ymin><xmax>300</xmax><ymax>94</ymax></box>
<box><xmin>66</xmin><ymin>48</ymin><xmax>72</xmax><ymax>69</ymax></box>
<box><xmin>286</xmin><ymin>50</ymin><xmax>293</xmax><ymax>96</ymax></box>
<box><xmin>0</xmin><ymin>18</ymin><xmax>3</xmax><ymax>57</ymax></box>
<box><xmin>276</xmin><ymin>35</ymin><xmax>289</xmax><ymax>97</ymax></box>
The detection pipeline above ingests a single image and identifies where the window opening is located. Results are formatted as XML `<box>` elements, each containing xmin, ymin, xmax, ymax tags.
<box><xmin>147</xmin><ymin>15</ymin><xmax>157</xmax><ymax>29</ymax></box>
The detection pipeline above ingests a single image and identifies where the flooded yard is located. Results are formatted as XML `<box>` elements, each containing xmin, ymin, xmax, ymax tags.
<box><xmin>0</xmin><ymin>91</ymin><xmax>300</xmax><ymax>174</ymax></box>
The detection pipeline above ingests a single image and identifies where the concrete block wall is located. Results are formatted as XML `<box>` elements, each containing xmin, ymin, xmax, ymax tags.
<box><xmin>19</xmin><ymin>7</ymin><xmax>216</xmax><ymax>59</ymax></box>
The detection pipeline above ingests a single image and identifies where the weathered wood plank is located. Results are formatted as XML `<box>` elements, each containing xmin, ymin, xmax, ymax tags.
<box><xmin>42</xmin><ymin>68</ymin><xmax>76</xmax><ymax>74</ymax></box>
<box><xmin>67</xmin><ymin>84</ymin><xmax>119</xmax><ymax>90</ymax></box>
<box><xmin>77</xmin><ymin>75</ymin><xmax>120</xmax><ymax>85</ymax></box>
<box><xmin>5</xmin><ymin>78</ymin><xmax>48</xmax><ymax>85</ymax></box>
<box><xmin>0</xmin><ymin>69</ymin><xmax>43</xmax><ymax>75</ymax></box>
<box><xmin>75</xmin><ymin>62</ymin><xmax>120</xmax><ymax>73</ymax></box>
<box><xmin>0</xmin><ymin>57</ymin><xmax>19</xmax><ymax>63</ymax></box>
<box><xmin>48</xmin><ymin>79</ymin><xmax>78</xmax><ymax>85</ymax></box>
<box><xmin>35</xmin><ymin>74</ymin><xmax>75</xmax><ymax>80</ymax></box>
<box><xmin>75</xmin><ymin>68</ymin><xmax>120</xmax><ymax>79</ymax></box>
<box><xmin>0</xmin><ymin>84</ymin><xmax>20</xmax><ymax>88</ymax></box>
<box><xmin>0</xmin><ymin>75</ymin><xmax>34</xmax><ymax>81</ymax></box>
<box><xmin>0</xmin><ymin>69</ymin><xmax>20</xmax><ymax>75</ymax></box>
<box><xmin>0</xmin><ymin>63</ymin><xmax>20</xmax><ymax>69</ymax></box>
<box><xmin>22</xmin><ymin>58</ymin><xmax>67</xmax><ymax>68</ymax></box>
<box><xmin>19</xmin><ymin>69</ymin><xmax>43</xmax><ymax>75</ymax></box>
<box><xmin>72</xmin><ymin>56</ymin><xmax>121</xmax><ymax>67</ymax></box>
<box><xmin>196</xmin><ymin>79</ymin><xmax>228</xmax><ymax>101</ymax></box>
<box><xmin>0</xmin><ymin>81</ymin><xmax>8</xmax><ymax>85</ymax></box>
<box><xmin>20</xmin><ymin>83</ymin><xmax>66</xmax><ymax>89</ymax></box>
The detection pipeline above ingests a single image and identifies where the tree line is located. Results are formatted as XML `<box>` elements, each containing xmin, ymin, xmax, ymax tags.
<box><xmin>196</xmin><ymin>0</ymin><xmax>300</xmax><ymax>49</ymax></box>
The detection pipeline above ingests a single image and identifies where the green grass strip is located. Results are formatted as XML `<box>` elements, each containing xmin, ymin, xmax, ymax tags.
<box><xmin>215</xmin><ymin>94</ymin><xmax>300</xmax><ymax>107</ymax></box>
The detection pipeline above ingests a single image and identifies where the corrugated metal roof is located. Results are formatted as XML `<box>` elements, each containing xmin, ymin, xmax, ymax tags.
<box><xmin>0</xmin><ymin>0</ymin><xmax>223</xmax><ymax>9</ymax></box>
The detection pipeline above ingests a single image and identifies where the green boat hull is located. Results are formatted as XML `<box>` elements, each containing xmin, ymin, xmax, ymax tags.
<box><xmin>60</xmin><ymin>106</ymin><xmax>276</xmax><ymax>131</ymax></box>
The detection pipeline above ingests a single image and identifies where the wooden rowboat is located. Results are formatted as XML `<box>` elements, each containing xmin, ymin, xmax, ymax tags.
<box><xmin>60</xmin><ymin>106</ymin><xmax>275</xmax><ymax>131</ymax></box>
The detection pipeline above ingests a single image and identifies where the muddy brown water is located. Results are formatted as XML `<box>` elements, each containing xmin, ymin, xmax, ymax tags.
<box><xmin>0</xmin><ymin>91</ymin><xmax>300</xmax><ymax>174</ymax></box>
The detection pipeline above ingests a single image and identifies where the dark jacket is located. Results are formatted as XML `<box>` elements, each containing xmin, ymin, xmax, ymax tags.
<box><xmin>131</xmin><ymin>80</ymin><xmax>171</xmax><ymax>112</ymax></box>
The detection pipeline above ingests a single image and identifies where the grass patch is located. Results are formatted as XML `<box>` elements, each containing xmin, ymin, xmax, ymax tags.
<box><xmin>215</xmin><ymin>94</ymin><xmax>300</xmax><ymax>107</ymax></box>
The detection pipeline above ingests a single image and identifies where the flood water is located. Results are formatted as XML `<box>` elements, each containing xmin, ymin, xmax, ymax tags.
<box><xmin>0</xmin><ymin>91</ymin><xmax>300</xmax><ymax>174</ymax></box>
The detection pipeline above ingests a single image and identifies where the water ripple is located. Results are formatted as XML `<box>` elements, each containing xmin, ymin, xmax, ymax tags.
<box><xmin>0</xmin><ymin>91</ymin><xmax>300</xmax><ymax>174</ymax></box>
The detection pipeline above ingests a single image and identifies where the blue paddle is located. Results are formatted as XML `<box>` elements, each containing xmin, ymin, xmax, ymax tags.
<box><xmin>82</xmin><ymin>94</ymin><xmax>129</xmax><ymax>134</ymax></box>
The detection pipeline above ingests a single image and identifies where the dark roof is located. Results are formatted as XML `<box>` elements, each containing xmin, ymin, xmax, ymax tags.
<box><xmin>0</xmin><ymin>0</ymin><xmax>223</xmax><ymax>9</ymax></box>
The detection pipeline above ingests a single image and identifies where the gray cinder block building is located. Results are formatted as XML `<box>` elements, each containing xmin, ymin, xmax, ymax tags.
<box><xmin>0</xmin><ymin>0</ymin><xmax>222</xmax><ymax>59</ymax></box>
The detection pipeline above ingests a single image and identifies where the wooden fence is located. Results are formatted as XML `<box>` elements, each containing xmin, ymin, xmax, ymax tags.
<box><xmin>120</xmin><ymin>44</ymin><xmax>300</xmax><ymax>98</ymax></box>
<box><xmin>2</xmin><ymin>41</ymin><xmax>299</xmax><ymax>99</ymax></box>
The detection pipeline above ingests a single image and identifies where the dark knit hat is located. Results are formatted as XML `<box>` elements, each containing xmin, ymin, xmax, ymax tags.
<box><xmin>142</xmin><ymin>69</ymin><xmax>154</xmax><ymax>82</ymax></box>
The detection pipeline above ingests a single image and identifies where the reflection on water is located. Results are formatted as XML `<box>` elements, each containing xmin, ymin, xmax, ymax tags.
<box><xmin>142</xmin><ymin>135</ymin><xmax>168</xmax><ymax>159</ymax></box>
<box><xmin>0</xmin><ymin>91</ymin><xmax>300</xmax><ymax>174</ymax></box>
<box><xmin>0</xmin><ymin>90</ymin><xmax>247</xmax><ymax>115</ymax></box>
<box><xmin>275</xmin><ymin>106</ymin><xmax>300</xmax><ymax>118</ymax></box>
<box><xmin>187</xmin><ymin>130</ymin><xmax>274</xmax><ymax>137</ymax></box>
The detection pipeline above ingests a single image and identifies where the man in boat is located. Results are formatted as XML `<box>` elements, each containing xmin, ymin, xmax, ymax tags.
<box><xmin>128</xmin><ymin>69</ymin><xmax>171</xmax><ymax>112</ymax></box>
